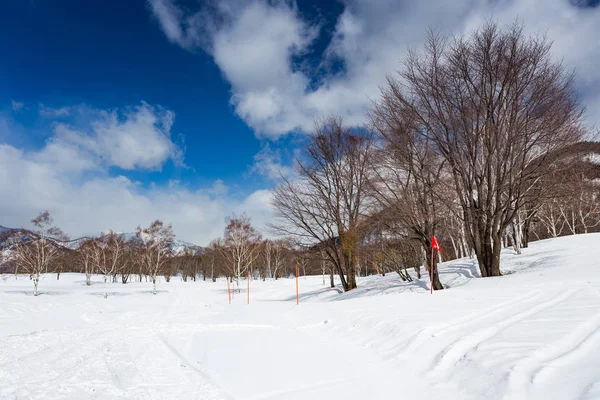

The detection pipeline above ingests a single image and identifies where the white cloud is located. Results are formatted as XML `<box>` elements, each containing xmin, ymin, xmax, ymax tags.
<box><xmin>0</xmin><ymin>142</ymin><xmax>273</xmax><ymax>246</ymax></box>
<box><xmin>11</xmin><ymin>100</ymin><xmax>24</xmax><ymax>112</ymax></box>
<box><xmin>148</xmin><ymin>0</ymin><xmax>203</xmax><ymax>50</ymax></box>
<box><xmin>150</xmin><ymin>0</ymin><xmax>320</xmax><ymax>137</ymax></box>
<box><xmin>0</xmin><ymin>102</ymin><xmax>273</xmax><ymax>245</ymax></box>
<box><xmin>34</xmin><ymin>102</ymin><xmax>183</xmax><ymax>172</ymax></box>
<box><xmin>39</xmin><ymin>104</ymin><xmax>71</xmax><ymax>118</ymax></box>
<box><xmin>150</xmin><ymin>0</ymin><xmax>600</xmax><ymax>135</ymax></box>
<box><xmin>208</xmin><ymin>179</ymin><xmax>229</xmax><ymax>196</ymax></box>
<box><xmin>250</xmin><ymin>143</ymin><xmax>294</xmax><ymax>180</ymax></box>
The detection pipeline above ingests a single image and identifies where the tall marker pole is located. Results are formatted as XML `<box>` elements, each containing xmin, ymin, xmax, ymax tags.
<box><xmin>227</xmin><ymin>278</ymin><xmax>231</xmax><ymax>304</ymax></box>
<box><xmin>295</xmin><ymin>263</ymin><xmax>299</xmax><ymax>305</ymax></box>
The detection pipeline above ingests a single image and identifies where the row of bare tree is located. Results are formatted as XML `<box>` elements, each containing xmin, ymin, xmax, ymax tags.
<box><xmin>1</xmin><ymin>215</ymin><xmax>178</xmax><ymax>297</ymax></box>
<box><xmin>0</xmin><ymin>211</ymin><xmax>316</xmax><ymax>297</ymax></box>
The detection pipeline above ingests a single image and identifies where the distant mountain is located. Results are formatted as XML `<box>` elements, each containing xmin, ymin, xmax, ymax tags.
<box><xmin>0</xmin><ymin>226</ymin><xmax>203</xmax><ymax>255</ymax></box>
<box><xmin>0</xmin><ymin>225</ymin><xmax>13</xmax><ymax>234</ymax></box>
<box><xmin>113</xmin><ymin>232</ymin><xmax>203</xmax><ymax>255</ymax></box>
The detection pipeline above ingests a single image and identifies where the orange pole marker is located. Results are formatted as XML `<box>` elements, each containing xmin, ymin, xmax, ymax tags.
<box><xmin>227</xmin><ymin>278</ymin><xmax>231</xmax><ymax>304</ymax></box>
<box><xmin>247</xmin><ymin>270</ymin><xmax>250</xmax><ymax>305</ymax></box>
<box><xmin>296</xmin><ymin>263</ymin><xmax>299</xmax><ymax>305</ymax></box>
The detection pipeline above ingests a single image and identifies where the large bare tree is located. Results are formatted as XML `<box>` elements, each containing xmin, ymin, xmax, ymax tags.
<box><xmin>271</xmin><ymin>117</ymin><xmax>374</xmax><ymax>291</ymax></box>
<box><xmin>376</xmin><ymin>22</ymin><xmax>583</xmax><ymax>277</ymax></box>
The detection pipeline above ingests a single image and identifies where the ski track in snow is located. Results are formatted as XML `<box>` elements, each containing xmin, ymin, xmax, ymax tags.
<box><xmin>431</xmin><ymin>288</ymin><xmax>578</xmax><ymax>374</ymax></box>
<box><xmin>1</xmin><ymin>234</ymin><xmax>600</xmax><ymax>399</ymax></box>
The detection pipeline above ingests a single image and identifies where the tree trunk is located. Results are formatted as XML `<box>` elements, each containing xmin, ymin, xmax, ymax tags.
<box><xmin>522</xmin><ymin>217</ymin><xmax>531</xmax><ymax>248</ymax></box>
<box><xmin>511</xmin><ymin>220</ymin><xmax>522</xmax><ymax>255</ymax></box>
<box><xmin>424</xmin><ymin>240</ymin><xmax>443</xmax><ymax>291</ymax></box>
<box><xmin>450</xmin><ymin>236</ymin><xmax>459</xmax><ymax>259</ymax></box>
<box><xmin>103</xmin><ymin>275</ymin><xmax>108</xmax><ymax>299</ymax></box>
<box><xmin>347</xmin><ymin>266</ymin><xmax>357</xmax><ymax>290</ymax></box>
<box><xmin>333</xmin><ymin>261</ymin><xmax>349</xmax><ymax>291</ymax></box>
<box><xmin>85</xmin><ymin>273</ymin><xmax>91</xmax><ymax>286</ymax></box>
<box><xmin>330</xmin><ymin>267</ymin><xmax>335</xmax><ymax>288</ymax></box>
<box><xmin>475</xmin><ymin>230</ymin><xmax>503</xmax><ymax>277</ymax></box>
<box><xmin>33</xmin><ymin>274</ymin><xmax>39</xmax><ymax>296</ymax></box>
<box><xmin>341</xmin><ymin>249</ymin><xmax>357</xmax><ymax>291</ymax></box>
<box><xmin>152</xmin><ymin>276</ymin><xmax>157</xmax><ymax>295</ymax></box>
<box><xmin>491</xmin><ymin>233</ymin><xmax>502</xmax><ymax>276</ymax></box>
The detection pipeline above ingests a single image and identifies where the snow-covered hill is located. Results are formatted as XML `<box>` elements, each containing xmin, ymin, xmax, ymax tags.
<box><xmin>1</xmin><ymin>234</ymin><xmax>599</xmax><ymax>399</ymax></box>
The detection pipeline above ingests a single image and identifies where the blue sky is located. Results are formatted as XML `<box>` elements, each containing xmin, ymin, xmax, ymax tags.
<box><xmin>1</xmin><ymin>0</ymin><xmax>599</xmax><ymax>245</ymax></box>
<box><xmin>0</xmin><ymin>0</ymin><xmax>289</xmax><ymax>189</ymax></box>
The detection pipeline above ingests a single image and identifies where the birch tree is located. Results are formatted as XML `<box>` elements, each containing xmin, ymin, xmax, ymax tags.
<box><xmin>8</xmin><ymin>211</ymin><xmax>67</xmax><ymax>296</ymax></box>
<box><xmin>91</xmin><ymin>232</ymin><xmax>125</xmax><ymax>299</ymax></box>
<box><xmin>137</xmin><ymin>220</ymin><xmax>174</xmax><ymax>295</ymax></box>
<box><xmin>77</xmin><ymin>238</ymin><xmax>96</xmax><ymax>286</ymax></box>
<box><xmin>219</xmin><ymin>215</ymin><xmax>261</xmax><ymax>292</ymax></box>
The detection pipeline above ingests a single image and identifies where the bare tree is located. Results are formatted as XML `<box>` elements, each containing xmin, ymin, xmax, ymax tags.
<box><xmin>271</xmin><ymin>117</ymin><xmax>374</xmax><ymax>291</ymax></box>
<box><xmin>259</xmin><ymin>240</ymin><xmax>273</xmax><ymax>281</ymax></box>
<box><xmin>219</xmin><ymin>215</ymin><xmax>262</xmax><ymax>292</ymax></box>
<box><xmin>119</xmin><ymin>239</ymin><xmax>141</xmax><ymax>284</ymax></box>
<box><xmin>376</xmin><ymin>22</ymin><xmax>584</xmax><ymax>277</ymax></box>
<box><xmin>378</xmin><ymin>237</ymin><xmax>424</xmax><ymax>282</ymax></box>
<box><xmin>7</xmin><ymin>211</ymin><xmax>67</xmax><ymax>296</ymax></box>
<box><xmin>77</xmin><ymin>238</ymin><xmax>96</xmax><ymax>286</ymax></box>
<box><xmin>271</xmin><ymin>240</ymin><xmax>289</xmax><ymax>280</ymax></box>
<box><xmin>203</xmin><ymin>240</ymin><xmax>226</xmax><ymax>282</ymax></box>
<box><xmin>137</xmin><ymin>220</ymin><xmax>175</xmax><ymax>295</ymax></box>
<box><xmin>176</xmin><ymin>248</ymin><xmax>201</xmax><ymax>282</ymax></box>
<box><xmin>259</xmin><ymin>239</ymin><xmax>290</xmax><ymax>280</ymax></box>
<box><xmin>91</xmin><ymin>232</ymin><xmax>126</xmax><ymax>298</ymax></box>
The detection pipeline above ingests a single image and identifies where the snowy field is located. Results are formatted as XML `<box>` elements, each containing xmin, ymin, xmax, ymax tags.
<box><xmin>1</xmin><ymin>234</ymin><xmax>600</xmax><ymax>400</ymax></box>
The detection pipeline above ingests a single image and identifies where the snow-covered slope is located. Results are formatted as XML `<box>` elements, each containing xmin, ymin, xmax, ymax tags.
<box><xmin>1</xmin><ymin>234</ymin><xmax>599</xmax><ymax>399</ymax></box>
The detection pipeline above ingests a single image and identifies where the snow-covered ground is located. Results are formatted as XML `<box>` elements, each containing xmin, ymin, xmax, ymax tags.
<box><xmin>1</xmin><ymin>234</ymin><xmax>600</xmax><ymax>399</ymax></box>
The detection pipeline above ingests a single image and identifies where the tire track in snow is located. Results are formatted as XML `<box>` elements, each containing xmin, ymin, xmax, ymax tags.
<box><xmin>505</xmin><ymin>309</ymin><xmax>600</xmax><ymax>400</ymax></box>
<box><xmin>243</xmin><ymin>378</ymin><xmax>349</xmax><ymax>400</ymax></box>
<box><xmin>159</xmin><ymin>334</ymin><xmax>236</xmax><ymax>400</ymax></box>
<box><xmin>395</xmin><ymin>291</ymin><xmax>543</xmax><ymax>360</ymax></box>
<box><xmin>431</xmin><ymin>291</ymin><xmax>543</xmax><ymax>337</ymax></box>
<box><xmin>430</xmin><ymin>289</ymin><xmax>577</xmax><ymax>375</ymax></box>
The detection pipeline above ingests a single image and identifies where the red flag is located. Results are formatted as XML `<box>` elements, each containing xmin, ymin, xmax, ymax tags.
<box><xmin>431</xmin><ymin>235</ymin><xmax>440</xmax><ymax>252</ymax></box>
